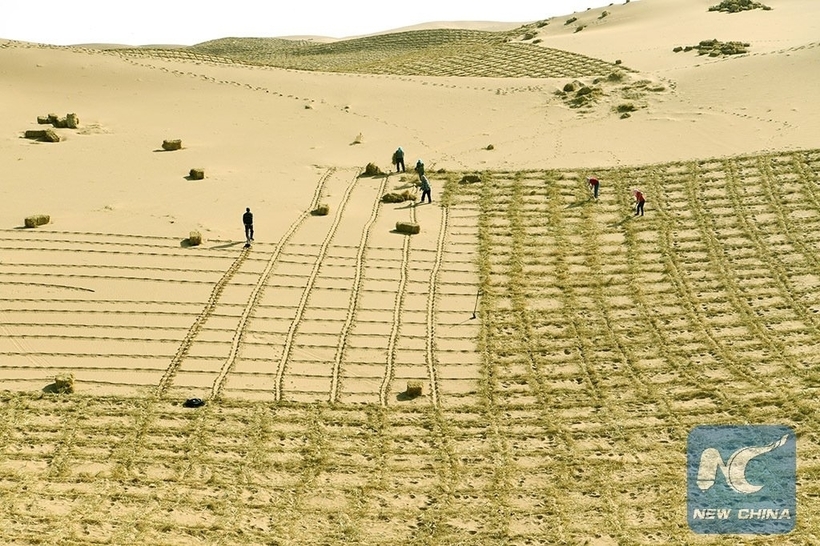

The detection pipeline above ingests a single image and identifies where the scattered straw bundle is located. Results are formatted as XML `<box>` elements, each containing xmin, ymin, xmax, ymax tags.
<box><xmin>25</xmin><ymin>214</ymin><xmax>50</xmax><ymax>228</ymax></box>
<box><xmin>162</xmin><ymin>139</ymin><xmax>182</xmax><ymax>151</ymax></box>
<box><xmin>65</xmin><ymin>113</ymin><xmax>79</xmax><ymax>129</ymax></box>
<box><xmin>188</xmin><ymin>231</ymin><xmax>202</xmax><ymax>246</ymax></box>
<box><xmin>313</xmin><ymin>204</ymin><xmax>330</xmax><ymax>216</ymax></box>
<box><xmin>24</xmin><ymin>129</ymin><xmax>60</xmax><ymax>142</ymax></box>
<box><xmin>405</xmin><ymin>381</ymin><xmax>423</xmax><ymax>398</ymax></box>
<box><xmin>396</xmin><ymin>221</ymin><xmax>420</xmax><ymax>235</ymax></box>
<box><xmin>382</xmin><ymin>190</ymin><xmax>416</xmax><ymax>203</ymax></box>
<box><xmin>459</xmin><ymin>174</ymin><xmax>482</xmax><ymax>184</ymax></box>
<box><xmin>54</xmin><ymin>373</ymin><xmax>75</xmax><ymax>394</ymax></box>
<box><xmin>189</xmin><ymin>168</ymin><xmax>205</xmax><ymax>180</ymax></box>
<box><xmin>362</xmin><ymin>162</ymin><xmax>383</xmax><ymax>176</ymax></box>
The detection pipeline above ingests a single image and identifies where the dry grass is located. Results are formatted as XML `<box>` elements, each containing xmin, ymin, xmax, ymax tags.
<box><xmin>2</xmin><ymin>150</ymin><xmax>820</xmax><ymax>544</ymax></box>
<box><xmin>113</xmin><ymin>28</ymin><xmax>627</xmax><ymax>78</ymax></box>
<box><xmin>382</xmin><ymin>190</ymin><xmax>416</xmax><ymax>203</ymax></box>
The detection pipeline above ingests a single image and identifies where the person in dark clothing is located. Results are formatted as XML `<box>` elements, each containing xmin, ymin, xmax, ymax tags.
<box><xmin>243</xmin><ymin>207</ymin><xmax>254</xmax><ymax>243</ymax></box>
<box><xmin>393</xmin><ymin>147</ymin><xmax>405</xmax><ymax>172</ymax></box>
<box><xmin>419</xmin><ymin>175</ymin><xmax>432</xmax><ymax>204</ymax></box>
<box><xmin>415</xmin><ymin>159</ymin><xmax>425</xmax><ymax>177</ymax></box>
<box><xmin>633</xmin><ymin>190</ymin><xmax>646</xmax><ymax>216</ymax></box>
<box><xmin>588</xmin><ymin>176</ymin><xmax>600</xmax><ymax>199</ymax></box>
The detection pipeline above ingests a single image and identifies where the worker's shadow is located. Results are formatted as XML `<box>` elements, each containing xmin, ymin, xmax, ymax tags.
<box><xmin>207</xmin><ymin>241</ymin><xmax>246</xmax><ymax>249</ymax></box>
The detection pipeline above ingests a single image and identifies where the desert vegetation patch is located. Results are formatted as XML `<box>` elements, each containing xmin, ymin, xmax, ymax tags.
<box><xmin>673</xmin><ymin>39</ymin><xmax>750</xmax><ymax>56</ymax></box>
<box><xmin>555</xmin><ymin>72</ymin><xmax>665</xmax><ymax>115</ymax></box>
<box><xmin>709</xmin><ymin>0</ymin><xmax>772</xmax><ymax>12</ymax></box>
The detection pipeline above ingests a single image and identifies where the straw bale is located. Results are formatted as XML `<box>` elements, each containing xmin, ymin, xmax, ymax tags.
<box><xmin>162</xmin><ymin>139</ymin><xmax>182</xmax><ymax>151</ymax></box>
<box><xmin>25</xmin><ymin>214</ymin><xmax>50</xmax><ymax>228</ymax></box>
<box><xmin>406</xmin><ymin>381</ymin><xmax>423</xmax><ymax>398</ymax></box>
<box><xmin>54</xmin><ymin>373</ymin><xmax>75</xmax><ymax>394</ymax></box>
<box><xmin>396</xmin><ymin>221</ymin><xmax>420</xmax><ymax>234</ymax></box>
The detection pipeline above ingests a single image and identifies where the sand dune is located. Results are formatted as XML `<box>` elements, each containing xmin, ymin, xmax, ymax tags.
<box><xmin>1</xmin><ymin>0</ymin><xmax>819</xmax><ymax>543</ymax></box>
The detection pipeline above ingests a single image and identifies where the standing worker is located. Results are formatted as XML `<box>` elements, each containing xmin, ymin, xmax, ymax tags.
<box><xmin>588</xmin><ymin>176</ymin><xmax>600</xmax><ymax>200</ymax></box>
<box><xmin>393</xmin><ymin>147</ymin><xmax>405</xmax><ymax>173</ymax></box>
<box><xmin>243</xmin><ymin>207</ymin><xmax>254</xmax><ymax>245</ymax></box>
<box><xmin>415</xmin><ymin>159</ymin><xmax>425</xmax><ymax>178</ymax></box>
<box><xmin>633</xmin><ymin>190</ymin><xmax>646</xmax><ymax>216</ymax></box>
<box><xmin>419</xmin><ymin>175</ymin><xmax>432</xmax><ymax>204</ymax></box>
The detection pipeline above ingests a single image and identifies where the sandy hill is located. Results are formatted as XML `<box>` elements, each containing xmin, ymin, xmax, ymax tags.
<box><xmin>1</xmin><ymin>0</ymin><xmax>820</xmax><ymax>544</ymax></box>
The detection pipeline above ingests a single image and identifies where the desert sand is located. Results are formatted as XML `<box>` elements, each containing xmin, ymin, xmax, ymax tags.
<box><xmin>1</xmin><ymin>0</ymin><xmax>819</xmax><ymax>543</ymax></box>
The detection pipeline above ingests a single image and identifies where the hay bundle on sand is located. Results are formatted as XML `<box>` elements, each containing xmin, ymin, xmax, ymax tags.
<box><xmin>189</xmin><ymin>168</ymin><xmax>205</xmax><ymax>180</ymax></box>
<box><xmin>382</xmin><ymin>190</ymin><xmax>416</xmax><ymax>203</ymax></box>
<box><xmin>405</xmin><ymin>380</ymin><xmax>423</xmax><ymax>398</ymax></box>
<box><xmin>362</xmin><ymin>162</ymin><xmax>383</xmax><ymax>176</ymax></box>
<box><xmin>54</xmin><ymin>373</ymin><xmax>74</xmax><ymax>394</ymax></box>
<box><xmin>460</xmin><ymin>174</ymin><xmax>482</xmax><ymax>184</ymax></box>
<box><xmin>313</xmin><ymin>204</ymin><xmax>330</xmax><ymax>216</ymax></box>
<box><xmin>25</xmin><ymin>214</ymin><xmax>50</xmax><ymax>228</ymax></box>
<box><xmin>36</xmin><ymin>112</ymin><xmax>80</xmax><ymax>128</ymax></box>
<box><xmin>162</xmin><ymin>139</ymin><xmax>182</xmax><ymax>151</ymax></box>
<box><xmin>188</xmin><ymin>231</ymin><xmax>202</xmax><ymax>246</ymax></box>
<box><xmin>24</xmin><ymin>129</ymin><xmax>60</xmax><ymax>142</ymax></box>
<box><xmin>396</xmin><ymin>221</ymin><xmax>420</xmax><ymax>235</ymax></box>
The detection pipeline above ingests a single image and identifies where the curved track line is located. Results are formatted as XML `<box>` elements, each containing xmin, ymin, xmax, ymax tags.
<box><xmin>328</xmin><ymin>175</ymin><xmax>389</xmax><ymax>403</ymax></box>
<box><xmin>210</xmin><ymin>169</ymin><xmax>333</xmax><ymax>400</ymax></box>
<box><xmin>379</xmin><ymin>200</ymin><xmax>417</xmax><ymax>405</ymax></box>
<box><xmin>157</xmin><ymin>247</ymin><xmax>250</xmax><ymax>396</ymax></box>
<box><xmin>424</xmin><ymin>206</ymin><xmax>449</xmax><ymax>407</ymax></box>
<box><xmin>273</xmin><ymin>170</ymin><xmax>360</xmax><ymax>401</ymax></box>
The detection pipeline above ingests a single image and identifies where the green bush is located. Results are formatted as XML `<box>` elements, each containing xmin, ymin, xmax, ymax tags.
<box><xmin>565</xmin><ymin>17</ymin><xmax>578</xmax><ymax>25</ymax></box>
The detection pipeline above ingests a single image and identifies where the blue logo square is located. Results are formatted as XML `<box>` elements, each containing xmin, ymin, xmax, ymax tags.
<box><xmin>687</xmin><ymin>425</ymin><xmax>796</xmax><ymax>534</ymax></box>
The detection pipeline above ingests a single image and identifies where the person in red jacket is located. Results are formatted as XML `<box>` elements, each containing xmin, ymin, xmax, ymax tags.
<box><xmin>633</xmin><ymin>190</ymin><xmax>646</xmax><ymax>216</ymax></box>
<box><xmin>588</xmin><ymin>176</ymin><xmax>600</xmax><ymax>199</ymax></box>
